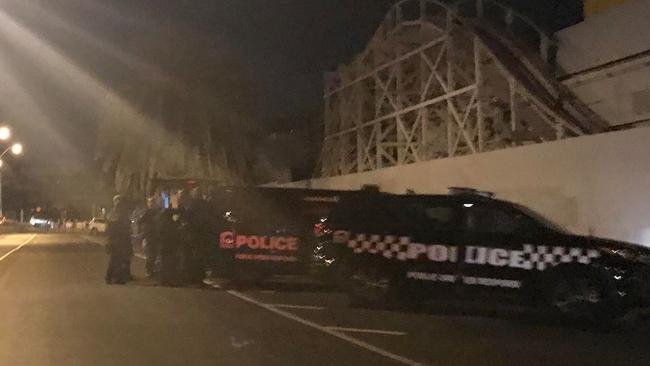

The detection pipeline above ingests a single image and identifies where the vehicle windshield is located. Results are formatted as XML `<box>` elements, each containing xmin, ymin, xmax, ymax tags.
<box><xmin>515</xmin><ymin>204</ymin><xmax>570</xmax><ymax>234</ymax></box>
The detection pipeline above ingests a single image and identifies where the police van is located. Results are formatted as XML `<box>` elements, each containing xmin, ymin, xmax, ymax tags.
<box><xmin>212</xmin><ymin>186</ymin><xmax>351</xmax><ymax>282</ymax></box>
<box><xmin>315</xmin><ymin>187</ymin><xmax>650</xmax><ymax>322</ymax></box>
<box><xmin>148</xmin><ymin>179</ymin><xmax>355</xmax><ymax>282</ymax></box>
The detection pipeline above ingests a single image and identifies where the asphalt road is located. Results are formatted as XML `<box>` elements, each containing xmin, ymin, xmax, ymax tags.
<box><xmin>0</xmin><ymin>233</ymin><xmax>649</xmax><ymax>366</ymax></box>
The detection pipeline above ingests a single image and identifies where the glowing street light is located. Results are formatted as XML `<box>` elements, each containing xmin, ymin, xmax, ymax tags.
<box><xmin>10</xmin><ymin>142</ymin><xmax>22</xmax><ymax>155</ymax></box>
<box><xmin>0</xmin><ymin>142</ymin><xmax>24</xmax><ymax>218</ymax></box>
<box><xmin>0</xmin><ymin>142</ymin><xmax>22</xmax><ymax>158</ymax></box>
<box><xmin>0</xmin><ymin>126</ymin><xmax>10</xmax><ymax>141</ymax></box>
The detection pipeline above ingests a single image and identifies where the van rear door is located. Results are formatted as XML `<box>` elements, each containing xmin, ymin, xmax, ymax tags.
<box><xmin>215</xmin><ymin>187</ymin><xmax>344</xmax><ymax>277</ymax></box>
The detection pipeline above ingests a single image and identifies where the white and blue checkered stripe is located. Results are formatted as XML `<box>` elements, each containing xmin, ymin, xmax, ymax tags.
<box><xmin>522</xmin><ymin>244</ymin><xmax>600</xmax><ymax>270</ymax></box>
<box><xmin>347</xmin><ymin>233</ymin><xmax>411</xmax><ymax>261</ymax></box>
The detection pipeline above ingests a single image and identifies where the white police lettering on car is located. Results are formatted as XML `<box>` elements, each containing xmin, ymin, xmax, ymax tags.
<box><xmin>406</xmin><ymin>243</ymin><xmax>459</xmax><ymax>262</ymax></box>
<box><xmin>333</xmin><ymin>231</ymin><xmax>600</xmax><ymax>271</ymax></box>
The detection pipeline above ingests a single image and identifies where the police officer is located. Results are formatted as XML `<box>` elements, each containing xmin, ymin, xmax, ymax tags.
<box><xmin>157</xmin><ymin>206</ymin><xmax>183</xmax><ymax>286</ymax></box>
<box><xmin>105</xmin><ymin>195</ymin><xmax>133</xmax><ymax>284</ymax></box>
<box><xmin>183</xmin><ymin>188</ymin><xmax>212</xmax><ymax>286</ymax></box>
<box><xmin>139</xmin><ymin>197</ymin><xmax>160</xmax><ymax>278</ymax></box>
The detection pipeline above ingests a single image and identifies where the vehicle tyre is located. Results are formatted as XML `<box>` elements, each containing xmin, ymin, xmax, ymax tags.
<box><xmin>90</xmin><ymin>228</ymin><xmax>98</xmax><ymax>235</ymax></box>
<box><xmin>547</xmin><ymin>268</ymin><xmax>618</xmax><ymax>325</ymax></box>
<box><xmin>344</xmin><ymin>259</ymin><xmax>397</xmax><ymax>309</ymax></box>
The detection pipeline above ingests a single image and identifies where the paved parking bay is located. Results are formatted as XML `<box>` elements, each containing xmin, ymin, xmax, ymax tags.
<box><xmin>227</xmin><ymin>284</ymin><xmax>650</xmax><ymax>366</ymax></box>
<box><xmin>0</xmin><ymin>233</ymin><xmax>649</xmax><ymax>366</ymax></box>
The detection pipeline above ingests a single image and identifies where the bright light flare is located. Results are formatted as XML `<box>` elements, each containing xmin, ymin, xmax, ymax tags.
<box><xmin>0</xmin><ymin>160</ymin><xmax>3</xmax><ymax>168</ymax></box>
<box><xmin>11</xmin><ymin>143</ymin><xmax>23</xmax><ymax>155</ymax></box>
<box><xmin>0</xmin><ymin>126</ymin><xmax>10</xmax><ymax>141</ymax></box>
<box><xmin>0</xmin><ymin>6</ymin><xmax>170</xmax><ymax>163</ymax></box>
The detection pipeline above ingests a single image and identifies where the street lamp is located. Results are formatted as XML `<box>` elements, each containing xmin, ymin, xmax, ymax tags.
<box><xmin>10</xmin><ymin>143</ymin><xmax>22</xmax><ymax>156</ymax></box>
<box><xmin>0</xmin><ymin>126</ymin><xmax>10</xmax><ymax>141</ymax></box>
<box><xmin>0</xmin><ymin>141</ymin><xmax>24</xmax><ymax>218</ymax></box>
<box><xmin>0</xmin><ymin>142</ymin><xmax>22</xmax><ymax>159</ymax></box>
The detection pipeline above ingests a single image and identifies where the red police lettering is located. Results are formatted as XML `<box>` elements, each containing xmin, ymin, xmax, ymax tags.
<box><xmin>219</xmin><ymin>231</ymin><xmax>299</xmax><ymax>251</ymax></box>
<box><xmin>248</xmin><ymin>236</ymin><xmax>260</xmax><ymax>249</ymax></box>
<box><xmin>219</xmin><ymin>231</ymin><xmax>235</xmax><ymax>249</ymax></box>
<box><xmin>285</xmin><ymin>237</ymin><xmax>298</xmax><ymax>251</ymax></box>
<box><xmin>271</xmin><ymin>237</ymin><xmax>286</xmax><ymax>250</ymax></box>
<box><xmin>236</xmin><ymin>235</ymin><xmax>248</xmax><ymax>248</ymax></box>
<box><xmin>259</xmin><ymin>236</ymin><xmax>269</xmax><ymax>249</ymax></box>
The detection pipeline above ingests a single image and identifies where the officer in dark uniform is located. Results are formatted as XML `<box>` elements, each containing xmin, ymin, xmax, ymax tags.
<box><xmin>158</xmin><ymin>206</ymin><xmax>183</xmax><ymax>286</ymax></box>
<box><xmin>105</xmin><ymin>195</ymin><xmax>133</xmax><ymax>284</ymax></box>
<box><xmin>183</xmin><ymin>188</ymin><xmax>212</xmax><ymax>286</ymax></box>
<box><xmin>139</xmin><ymin>197</ymin><xmax>160</xmax><ymax>278</ymax></box>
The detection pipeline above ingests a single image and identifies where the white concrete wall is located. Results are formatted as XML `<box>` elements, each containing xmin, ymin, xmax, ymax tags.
<box><xmin>557</xmin><ymin>0</ymin><xmax>650</xmax><ymax>73</ymax></box>
<box><xmin>563</xmin><ymin>68</ymin><xmax>650</xmax><ymax>126</ymax></box>
<box><xmin>279</xmin><ymin>127</ymin><xmax>650</xmax><ymax>247</ymax></box>
<box><xmin>557</xmin><ymin>0</ymin><xmax>650</xmax><ymax>125</ymax></box>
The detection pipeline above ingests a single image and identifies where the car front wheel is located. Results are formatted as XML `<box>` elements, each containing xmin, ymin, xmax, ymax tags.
<box><xmin>345</xmin><ymin>261</ymin><xmax>397</xmax><ymax>309</ymax></box>
<box><xmin>548</xmin><ymin>270</ymin><xmax>618</xmax><ymax>325</ymax></box>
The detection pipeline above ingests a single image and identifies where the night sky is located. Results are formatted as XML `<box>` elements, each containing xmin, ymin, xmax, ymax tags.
<box><xmin>0</xmin><ymin>0</ymin><xmax>581</xmax><ymax>179</ymax></box>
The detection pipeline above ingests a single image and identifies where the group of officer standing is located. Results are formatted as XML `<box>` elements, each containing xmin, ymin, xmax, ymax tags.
<box><xmin>104</xmin><ymin>188</ymin><xmax>217</xmax><ymax>286</ymax></box>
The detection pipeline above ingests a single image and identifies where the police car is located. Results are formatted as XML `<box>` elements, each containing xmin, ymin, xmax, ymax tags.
<box><xmin>315</xmin><ymin>187</ymin><xmax>650</xmax><ymax>323</ymax></box>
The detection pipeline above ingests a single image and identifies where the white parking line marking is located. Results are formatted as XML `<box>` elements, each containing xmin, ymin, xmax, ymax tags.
<box><xmin>270</xmin><ymin>304</ymin><xmax>325</xmax><ymax>310</ymax></box>
<box><xmin>0</xmin><ymin>234</ymin><xmax>37</xmax><ymax>262</ymax></box>
<box><xmin>227</xmin><ymin>290</ymin><xmax>426</xmax><ymax>366</ymax></box>
<box><xmin>324</xmin><ymin>326</ymin><xmax>406</xmax><ymax>336</ymax></box>
<box><xmin>134</xmin><ymin>253</ymin><xmax>146</xmax><ymax>260</ymax></box>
